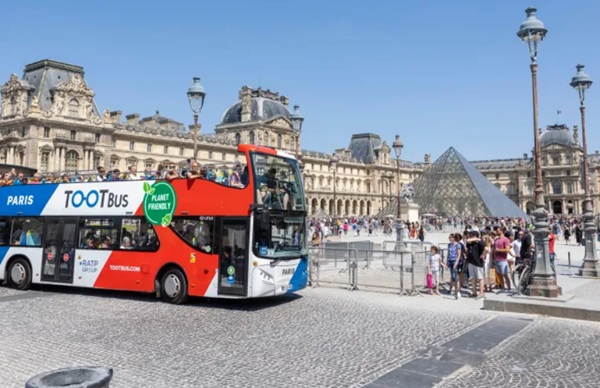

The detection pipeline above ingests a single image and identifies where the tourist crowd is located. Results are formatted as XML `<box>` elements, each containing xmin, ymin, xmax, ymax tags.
<box><xmin>0</xmin><ymin>160</ymin><xmax>249</xmax><ymax>187</ymax></box>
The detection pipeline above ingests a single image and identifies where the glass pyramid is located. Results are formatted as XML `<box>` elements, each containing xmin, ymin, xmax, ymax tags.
<box><xmin>408</xmin><ymin>147</ymin><xmax>527</xmax><ymax>217</ymax></box>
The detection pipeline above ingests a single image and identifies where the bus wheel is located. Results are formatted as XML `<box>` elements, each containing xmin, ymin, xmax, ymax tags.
<box><xmin>7</xmin><ymin>258</ymin><xmax>32</xmax><ymax>290</ymax></box>
<box><xmin>160</xmin><ymin>268</ymin><xmax>189</xmax><ymax>304</ymax></box>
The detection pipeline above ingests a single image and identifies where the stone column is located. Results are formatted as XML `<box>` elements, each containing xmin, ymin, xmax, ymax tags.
<box><xmin>59</xmin><ymin>147</ymin><xmax>64</xmax><ymax>172</ymax></box>
<box><xmin>7</xmin><ymin>146</ymin><xmax>13</xmax><ymax>165</ymax></box>
<box><xmin>88</xmin><ymin>151</ymin><xmax>93</xmax><ymax>171</ymax></box>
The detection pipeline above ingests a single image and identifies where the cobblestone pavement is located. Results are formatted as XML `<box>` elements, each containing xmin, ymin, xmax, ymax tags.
<box><xmin>2</xmin><ymin>284</ymin><xmax>600</xmax><ymax>387</ymax></box>
<box><xmin>1</xmin><ymin>285</ymin><xmax>489</xmax><ymax>388</ymax></box>
<box><xmin>438</xmin><ymin>317</ymin><xmax>600</xmax><ymax>388</ymax></box>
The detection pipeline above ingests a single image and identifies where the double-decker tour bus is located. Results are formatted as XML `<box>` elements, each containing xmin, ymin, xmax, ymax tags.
<box><xmin>0</xmin><ymin>145</ymin><xmax>308</xmax><ymax>303</ymax></box>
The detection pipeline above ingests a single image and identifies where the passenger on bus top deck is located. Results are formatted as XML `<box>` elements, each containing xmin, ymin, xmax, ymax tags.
<box><xmin>126</xmin><ymin>164</ymin><xmax>144</xmax><ymax>180</ymax></box>
<box><xmin>186</xmin><ymin>159</ymin><xmax>201</xmax><ymax>180</ymax></box>
<box><xmin>29</xmin><ymin>173</ymin><xmax>42</xmax><ymax>184</ymax></box>
<box><xmin>241</xmin><ymin>166</ymin><xmax>249</xmax><ymax>186</ymax></box>
<box><xmin>60</xmin><ymin>173</ymin><xmax>70</xmax><ymax>183</ymax></box>
<box><xmin>12</xmin><ymin>172</ymin><xmax>27</xmax><ymax>185</ymax></box>
<box><xmin>165</xmin><ymin>164</ymin><xmax>179</xmax><ymax>181</ymax></box>
<box><xmin>95</xmin><ymin>166</ymin><xmax>107</xmax><ymax>182</ymax></box>
<box><xmin>230</xmin><ymin>163</ymin><xmax>243</xmax><ymax>188</ymax></box>
<box><xmin>144</xmin><ymin>168</ymin><xmax>156</xmax><ymax>180</ymax></box>
<box><xmin>43</xmin><ymin>173</ymin><xmax>55</xmax><ymax>184</ymax></box>
<box><xmin>108</xmin><ymin>169</ymin><xmax>121</xmax><ymax>181</ymax></box>
<box><xmin>0</xmin><ymin>172</ymin><xmax>13</xmax><ymax>186</ymax></box>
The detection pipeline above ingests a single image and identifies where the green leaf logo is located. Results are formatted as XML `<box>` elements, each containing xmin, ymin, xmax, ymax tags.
<box><xmin>143</xmin><ymin>181</ymin><xmax>177</xmax><ymax>227</ymax></box>
<box><xmin>161</xmin><ymin>213</ymin><xmax>172</xmax><ymax>227</ymax></box>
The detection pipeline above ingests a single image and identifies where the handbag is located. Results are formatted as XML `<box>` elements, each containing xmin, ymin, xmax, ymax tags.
<box><xmin>426</xmin><ymin>273</ymin><xmax>433</xmax><ymax>289</ymax></box>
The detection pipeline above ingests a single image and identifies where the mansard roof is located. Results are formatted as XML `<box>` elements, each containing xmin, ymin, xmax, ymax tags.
<box><xmin>21</xmin><ymin>59</ymin><xmax>100</xmax><ymax>115</ymax></box>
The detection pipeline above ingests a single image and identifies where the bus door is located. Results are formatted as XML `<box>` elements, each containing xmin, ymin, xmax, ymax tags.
<box><xmin>41</xmin><ymin>218</ymin><xmax>79</xmax><ymax>283</ymax></box>
<box><xmin>217</xmin><ymin>218</ymin><xmax>248</xmax><ymax>296</ymax></box>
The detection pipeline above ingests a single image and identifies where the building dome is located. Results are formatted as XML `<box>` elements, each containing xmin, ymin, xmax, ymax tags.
<box><xmin>221</xmin><ymin>97</ymin><xmax>291</xmax><ymax>125</ymax></box>
<box><xmin>540</xmin><ymin>124</ymin><xmax>578</xmax><ymax>148</ymax></box>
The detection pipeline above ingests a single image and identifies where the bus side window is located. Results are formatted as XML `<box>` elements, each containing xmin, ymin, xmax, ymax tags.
<box><xmin>11</xmin><ymin>218</ymin><xmax>43</xmax><ymax>247</ymax></box>
<box><xmin>0</xmin><ymin>219</ymin><xmax>10</xmax><ymax>246</ymax></box>
<box><xmin>79</xmin><ymin>219</ymin><xmax>119</xmax><ymax>250</ymax></box>
<box><xmin>171</xmin><ymin>217</ymin><xmax>214</xmax><ymax>253</ymax></box>
<box><xmin>121</xmin><ymin>217</ymin><xmax>159</xmax><ymax>251</ymax></box>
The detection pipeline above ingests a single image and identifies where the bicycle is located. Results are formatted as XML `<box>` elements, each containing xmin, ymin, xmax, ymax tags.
<box><xmin>512</xmin><ymin>258</ymin><xmax>533</xmax><ymax>294</ymax></box>
<box><xmin>512</xmin><ymin>256</ymin><xmax>556</xmax><ymax>295</ymax></box>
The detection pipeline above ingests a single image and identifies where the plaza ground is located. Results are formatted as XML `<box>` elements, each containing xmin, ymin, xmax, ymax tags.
<box><xmin>1</xmin><ymin>230</ymin><xmax>600</xmax><ymax>387</ymax></box>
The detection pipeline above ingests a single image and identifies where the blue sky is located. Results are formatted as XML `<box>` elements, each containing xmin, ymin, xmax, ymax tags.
<box><xmin>1</xmin><ymin>0</ymin><xmax>599</xmax><ymax>162</ymax></box>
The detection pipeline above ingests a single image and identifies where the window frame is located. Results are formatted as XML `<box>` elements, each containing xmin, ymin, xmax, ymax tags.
<box><xmin>170</xmin><ymin>216</ymin><xmax>216</xmax><ymax>253</ymax></box>
<box><xmin>9</xmin><ymin>217</ymin><xmax>44</xmax><ymax>247</ymax></box>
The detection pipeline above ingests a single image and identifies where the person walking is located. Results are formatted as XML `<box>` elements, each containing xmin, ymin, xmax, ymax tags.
<box><xmin>493</xmin><ymin>230</ymin><xmax>512</xmax><ymax>292</ymax></box>
<box><xmin>418</xmin><ymin>225</ymin><xmax>426</xmax><ymax>243</ymax></box>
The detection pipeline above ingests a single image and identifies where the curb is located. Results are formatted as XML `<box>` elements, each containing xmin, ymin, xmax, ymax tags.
<box><xmin>483</xmin><ymin>298</ymin><xmax>600</xmax><ymax>322</ymax></box>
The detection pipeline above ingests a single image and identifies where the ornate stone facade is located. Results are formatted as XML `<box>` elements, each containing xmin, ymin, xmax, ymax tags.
<box><xmin>472</xmin><ymin>124</ymin><xmax>600</xmax><ymax>216</ymax></box>
<box><xmin>0</xmin><ymin>59</ymin><xmax>597</xmax><ymax>217</ymax></box>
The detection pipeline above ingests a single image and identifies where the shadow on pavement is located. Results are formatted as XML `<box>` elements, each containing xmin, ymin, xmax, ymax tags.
<box><xmin>25</xmin><ymin>284</ymin><xmax>303</xmax><ymax>311</ymax></box>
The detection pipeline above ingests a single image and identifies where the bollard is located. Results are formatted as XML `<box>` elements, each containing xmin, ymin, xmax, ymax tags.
<box><xmin>26</xmin><ymin>367</ymin><xmax>113</xmax><ymax>388</ymax></box>
<box><xmin>568</xmin><ymin>252</ymin><xmax>571</xmax><ymax>267</ymax></box>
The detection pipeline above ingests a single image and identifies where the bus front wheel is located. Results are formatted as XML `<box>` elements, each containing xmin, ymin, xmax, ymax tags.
<box><xmin>7</xmin><ymin>257</ymin><xmax>32</xmax><ymax>290</ymax></box>
<box><xmin>160</xmin><ymin>268</ymin><xmax>189</xmax><ymax>304</ymax></box>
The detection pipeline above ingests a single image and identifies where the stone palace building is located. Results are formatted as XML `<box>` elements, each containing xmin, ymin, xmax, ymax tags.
<box><xmin>0</xmin><ymin>59</ymin><xmax>598</xmax><ymax>217</ymax></box>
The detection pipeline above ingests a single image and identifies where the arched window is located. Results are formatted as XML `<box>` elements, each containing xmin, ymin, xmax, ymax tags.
<box><xmin>277</xmin><ymin>134</ymin><xmax>282</xmax><ymax>149</ymax></box>
<box><xmin>235</xmin><ymin>132</ymin><xmax>241</xmax><ymax>145</ymax></box>
<box><xmin>68</xmin><ymin>98</ymin><xmax>79</xmax><ymax>117</ymax></box>
<box><xmin>249</xmin><ymin>131</ymin><xmax>255</xmax><ymax>144</ymax></box>
<box><xmin>553</xmin><ymin>181</ymin><xmax>562</xmax><ymax>194</ymax></box>
<box><xmin>65</xmin><ymin>151</ymin><xmax>78</xmax><ymax>171</ymax></box>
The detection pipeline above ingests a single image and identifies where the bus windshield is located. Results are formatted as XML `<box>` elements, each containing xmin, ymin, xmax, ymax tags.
<box><xmin>254</xmin><ymin>215</ymin><xmax>307</xmax><ymax>259</ymax></box>
<box><xmin>251</xmin><ymin>153</ymin><xmax>305</xmax><ymax>212</ymax></box>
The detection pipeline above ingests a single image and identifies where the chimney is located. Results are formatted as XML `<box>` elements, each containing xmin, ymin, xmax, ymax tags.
<box><xmin>573</xmin><ymin>124</ymin><xmax>580</xmax><ymax>144</ymax></box>
<box><xmin>424</xmin><ymin>153</ymin><xmax>431</xmax><ymax>164</ymax></box>
<box><xmin>126</xmin><ymin>113</ymin><xmax>140</xmax><ymax>125</ymax></box>
<box><xmin>110</xmin><ymin>110</ymin><xmax>122</xmax><ymax>123</ymax></box>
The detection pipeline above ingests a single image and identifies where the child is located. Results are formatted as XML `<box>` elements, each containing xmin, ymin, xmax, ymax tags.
<box><xmin>428</xmin><ymin>246</ymin><xmax>446</xmax><ymax>295</ymax></box>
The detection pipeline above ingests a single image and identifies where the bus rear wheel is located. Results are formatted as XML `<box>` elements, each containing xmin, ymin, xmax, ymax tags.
<box><xmin>7</xmin><ymin>257</ymin><xmax>32</xmax><ymax>290</ymax></box>
<box><xmin>160</xmin><ymin>268</ymin><xmax>189</xmax><ymax>304</ymax></box>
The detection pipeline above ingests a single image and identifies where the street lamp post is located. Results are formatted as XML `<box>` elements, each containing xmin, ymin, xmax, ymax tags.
<box><xmin>187</xmin><ymin>77</ymin><xmax>206</xmax><ymax>160</ymax></box>
<box><xmin>392</xmin><ymin>135</ymin><xmax>404</xmax><ymax>250</ymax></box>
<box><xmin>329</xmin><ymin>155</ymin><xmax>338</xmax><ymax>217</ymax></box>
<box><xmin>517</xmin><ymin>7</ymin><xmax>561</xmax><ymax>297</ymax></box>
<box><xmin>571</xmin><ymin>64</ymin><xmax>600</xmax><ymax>277</ymax></box>
<box><xmin>291</xmin><ymin>105</ymin><xmax>304</xmax><ymax>159</ymax></box>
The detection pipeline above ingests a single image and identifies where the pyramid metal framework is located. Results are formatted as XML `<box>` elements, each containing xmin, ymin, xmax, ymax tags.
<box><xmin>408</xmin><ymin>147</ymin><xmax>527</xmax><ymax>218</ymax></box>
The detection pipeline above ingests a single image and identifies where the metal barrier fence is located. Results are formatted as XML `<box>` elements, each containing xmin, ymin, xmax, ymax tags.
<box><xmin>308</xmin><ymin>246</ymin><xmax>452</xmax><ymax>295</ymax></box>
<box><xmin>382</xmin><ymin>240</ymin><xmax>433</xmax><ymax>252</ymax></box>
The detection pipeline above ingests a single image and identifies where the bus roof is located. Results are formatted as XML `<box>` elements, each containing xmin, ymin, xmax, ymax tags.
<box><xmin>237</xmin><ymin>144</ymin><xmax>296</xmax><ymax>161</ymax></box>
